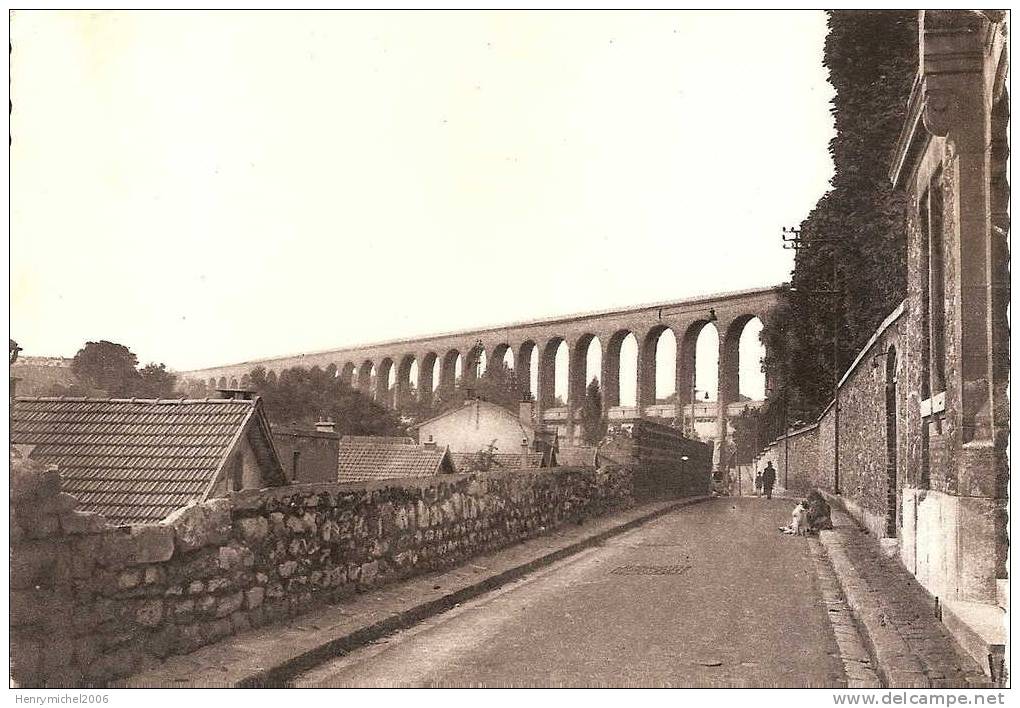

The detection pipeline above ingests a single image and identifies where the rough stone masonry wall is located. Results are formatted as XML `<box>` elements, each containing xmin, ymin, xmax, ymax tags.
<box><xmin>755</xmin><ymin>424</ymin><xmax>820</xmax><ymax>496</ymax></box>
<box><xmin>754</xmin><ymin>308</ymin><xmax>906</xmax><ymax>537</ymax></box>
<box><xmin>10</xmin><ymin>459</ymin><xmax>633</xmax><ymax>688</ymax></box>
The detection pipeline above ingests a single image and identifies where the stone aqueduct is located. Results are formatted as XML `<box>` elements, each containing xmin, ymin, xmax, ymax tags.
<box><xmin>179</xmin><ymin>286</ymin><xmax>781</xmax><ymax>452</ymax></box>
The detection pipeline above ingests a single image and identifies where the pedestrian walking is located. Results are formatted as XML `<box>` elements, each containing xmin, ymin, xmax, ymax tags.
<box><xmin>754</xmin><ymin>470</ymin><xmax>763</xmax><ymax>497</ymax></box>
<box><xmin>762</xmin><ymin>461</ymin><xmax>777</xmax><ymax>500</ymax></box>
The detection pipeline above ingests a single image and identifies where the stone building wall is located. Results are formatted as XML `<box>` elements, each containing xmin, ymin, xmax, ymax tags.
<box><xmin>886</xmin><ymin>11</ymin><xmax>1008</xmax><ymax>605</ymax></box>
<box><xmin>272</xmin><ymin>426</ymin><xmax>341</xmax><ymax>484</ymax></box>
<box><xmin>10</xmin><ymin>455</ymin><xmax>633</xmax><ymax>688</ymax></box>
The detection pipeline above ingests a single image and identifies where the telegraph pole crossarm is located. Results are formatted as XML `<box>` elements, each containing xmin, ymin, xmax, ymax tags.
<box><xmin>781</xmin><ymin>225</ymin><xmax>844</xmax><ymax>495</ymax></box>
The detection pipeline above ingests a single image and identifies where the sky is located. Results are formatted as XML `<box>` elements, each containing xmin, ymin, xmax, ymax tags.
<box><xmin>11</xmin><ymin>10</ymin><xmax>835</xmax><ymax>394</ymax></box>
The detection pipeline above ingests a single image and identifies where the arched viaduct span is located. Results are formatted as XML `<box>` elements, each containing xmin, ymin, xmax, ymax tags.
<box><xmin>180</xmin><ymin>285</ymin><xmax>783</xmax><ymax>454</ymax></box>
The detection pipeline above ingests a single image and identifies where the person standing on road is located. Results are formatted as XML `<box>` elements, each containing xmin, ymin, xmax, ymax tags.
<box><xmin>754</xmin><ymin>469</ymin><xmax>763</xmax><ymax>496</ymax></box>
<box><xmin>762</xmin><ymin>461</ymin><xmax>777</xmax><ymax>500</ymax></box>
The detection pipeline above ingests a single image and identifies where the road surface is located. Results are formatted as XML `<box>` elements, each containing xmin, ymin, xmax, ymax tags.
<box><xmin>294</xmin><ymin>497</ymin><xmax>847</xmax><ymax>688</ymax></box>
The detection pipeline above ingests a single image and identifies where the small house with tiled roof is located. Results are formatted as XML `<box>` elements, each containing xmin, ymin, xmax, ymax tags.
<box><xmin>11</xmin><ymin>394</ymin><xmax>286</xmax><ymax>525</ymax></box>
<box><xmin>337</xmin><ymin>437</ymin><xmax>455</xmax><ymax>483</ymax></box>
<box><xmin>413</xmin><ymin>399</ymin><xmax>537</xmax><ymax>460</ymax></box>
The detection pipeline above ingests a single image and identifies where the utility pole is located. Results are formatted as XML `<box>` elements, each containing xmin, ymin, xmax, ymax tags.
<box><xmin>782</xmin><ymin>226</ymin><xmax>843</xmax><ymax>495</ymax></box>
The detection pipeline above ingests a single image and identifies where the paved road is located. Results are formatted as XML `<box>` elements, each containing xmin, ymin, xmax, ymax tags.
<box><xmin>294</xmin><ymin>497</ymin><xmax>847</xmax><ymax>688</ymax></box>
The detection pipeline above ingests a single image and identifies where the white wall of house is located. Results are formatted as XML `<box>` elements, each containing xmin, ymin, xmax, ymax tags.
<box><xmin>419</xmin><ymin>401</ymin><xmax>533</xmax><ymax>455</ymax></box>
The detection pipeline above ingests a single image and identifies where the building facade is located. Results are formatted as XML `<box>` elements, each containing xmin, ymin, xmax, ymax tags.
<box><xmin>272</xmin><ymin>422</ymin><xmax>341</xmax><ymax>484</ymax></box>
<box><xmin>889</xmin><ymin>9</ymin><xmax>1008</xmax><ymax>610</ymax></box>
<box><xmin>415</xmin><ymin>399</ymin><xmax>536</xmax><ymax>457</ymax></box>
<box><xmin>753</xmin><ymin>11</ymin><xmax>1007</xmax><ymax>677</ymax></box>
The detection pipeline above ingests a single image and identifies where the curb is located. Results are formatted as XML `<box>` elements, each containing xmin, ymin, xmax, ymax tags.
<box><xmin>222</xmin><ymin>496</ymin><xmax>712</xmax><ymax>686</ymax></box>
<box><xmin>818</xmin><ymin>530</ymin><xmax>906</xmax><ymax>688</ymax></box>
<box><xmin>817</xmin><ymin>514</ymin><xmax>995</xmax><ymax>689</ymax></box>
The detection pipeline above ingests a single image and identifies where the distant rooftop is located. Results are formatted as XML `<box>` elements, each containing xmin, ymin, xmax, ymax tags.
<box><xmin>338</xmin><ymin>439</ymin><xmax>455</xmax><ymax>483</ymax></box>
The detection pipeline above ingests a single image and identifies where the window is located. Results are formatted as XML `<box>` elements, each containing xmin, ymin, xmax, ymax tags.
<box><xmin>919</xmin><ymin>171</ymin><xmax>947</xmax><ymax>401</ymax></box>
<box><xmin>928</xmin><ymin>170</ymin><xmax>946</xmax><ymax>394</ymax></box>
<box><xmin>231</xmin><ymin>455</ymin><xmax>243</xmax><ymax>492</ymax></box>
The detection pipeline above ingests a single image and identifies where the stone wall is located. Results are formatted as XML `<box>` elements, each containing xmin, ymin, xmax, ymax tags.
<box><xmin>600</xmin><ymin>420</ymin><xmax>712</xmax><ymax>500</ymax></box>
<box><xmin>10</xmin><ymin>455</ymin><xmax>633</xmax><ymax>688</ymax></box>
<box><xmin>753</xmin><ymin>305</ymin><xmax>906</xmax><ymax>538</ymax></box>
<box><xmin>754</xmin><ymin>423</ymin><xmax>820</xmax><ymax>496</ymax></box>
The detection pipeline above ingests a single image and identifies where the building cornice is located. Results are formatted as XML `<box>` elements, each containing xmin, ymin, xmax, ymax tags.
<box><xmin>889</xmin><ymin>74</ymin><xmax>927</xmax><ymax>189</ymax></box>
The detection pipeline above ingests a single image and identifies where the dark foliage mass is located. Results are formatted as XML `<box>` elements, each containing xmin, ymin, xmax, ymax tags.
<box><xmin>51</xmin><ymin>340</ymin><xmax>179</xmax><ymax>399</ymax></box>
<box><xmin>761</xmin><ymin>11</ymin><xmax>917</xmax><ymax>432</ymax></box>
<box><xmin>580</xmin><ymin>377</ymin><xmax>608</xmax><ymax>446</ymax></box>
<box><xmin>399</xmin><ymin>358</ymin><xmax>529</xmax><ymax>427</ymax></box>
<box><xmin>245</xmin><ymin>364</ymin><xmax>407</xmax><ymax>437</ymax></box>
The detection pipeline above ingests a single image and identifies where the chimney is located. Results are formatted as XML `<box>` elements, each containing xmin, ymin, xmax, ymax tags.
<box><xmin>423</xmin><ymin>434</ymin><xmax>437</xmax><ymax>449</ymax></box>
<box><xmin>217</xmin><ymin>388</ymin><xmax>255</xmax><ymax>401</ymax></box>
<box><xmin>315</xmin><ymin>417</ymin><xmax>336</xmax><ymax>434</ymax></box>
<box><xmin>519</xmin><ymin>401</ymin><xmax>534</xmax><ymax>423</ymax></box>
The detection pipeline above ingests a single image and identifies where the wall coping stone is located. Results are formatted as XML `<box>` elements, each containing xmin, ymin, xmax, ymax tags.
<box><xmin>756</xmin><ymin>300</ymin><xmax>906</xmax><ymax>460</ymax></box>
<box><xmin>229</xmin><ymin>467</ymin><xmax>597</xmax><ymax>510</ymax></box>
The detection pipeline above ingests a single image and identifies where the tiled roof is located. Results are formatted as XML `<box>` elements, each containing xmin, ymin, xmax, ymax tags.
<box><xmin>338</xmin><ymin>440</ymin><xmax>454</xmax><ymax>482</ymax></box>
<box><xmin>340</xmin><ymin>435</ymin><xmax>416</xmax><ymax>445</ymax></box>
<box><xmin>450</xmin><ymin>452</ymin><xmax>544</xmax><ymax>472</ymax></box>
<box><xmin>11</xmin><ymin>397</ymin><xmax>273</xmax><ymax>525</ymax></box>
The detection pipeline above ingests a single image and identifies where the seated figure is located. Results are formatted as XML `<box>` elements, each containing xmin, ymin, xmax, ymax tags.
<box><xmin>805</xmin><ymin>490</ymin><xmax>833</xmax><ymax>532</ymax></box>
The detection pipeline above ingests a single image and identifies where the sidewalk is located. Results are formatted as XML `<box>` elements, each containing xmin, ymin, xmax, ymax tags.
<box><xmin>118</xmin><ymin>497</ymin><xmax>708</xmax><ymax>688</ymax></box>
<box><xmin>818</xmin><ymin>506</ymin><xmax>996</xmax><ymax>688</ymax></box>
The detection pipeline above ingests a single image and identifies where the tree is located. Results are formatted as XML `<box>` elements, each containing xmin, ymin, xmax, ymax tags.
<box><xmin>136</xmin><ymin>363</ymin><xmax>178</xmax><ymax>398</ymax></box>
<box><xmin>246</xmin><ymin>364</ymin><xmax>406</xmax><ymax>436</ymax></box>
<box><xmin>732</xmin><ymin>406</ymin><xmax>770</xmax><ymax>465</ymax></box>
<box><xmin>763</xmin><ymin>11</ymin><xmax>917</xmax><ymax>425</ymax></box>
<box><xmin>580</xmin><ymin>377</ymin><xmax>607</xmax><ymax>446</ymax></box>
<box><xmin>71</xmin><ymin>340</ymin><xmax>141</xmax><ymax>397</ymax></box>
<box><xmin>402</xmin><ymin>359</ymin><xmax>525</xmax><ymax>423</ymax></box>
<box><xmin>178</xmin><ymin>377</ymin><xmax>211</xmax><ymax>398</ymax></box>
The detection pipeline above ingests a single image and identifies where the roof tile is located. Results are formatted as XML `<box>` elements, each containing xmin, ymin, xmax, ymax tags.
<box><xmin>11</xmin><ymin>397</ymin><xmax>259</xmax><ymax>525</ymax></box>
<box><xmin>337</xmin><ymin>440</ymin><xmax>454</xmax><ymax>482</ymax></box>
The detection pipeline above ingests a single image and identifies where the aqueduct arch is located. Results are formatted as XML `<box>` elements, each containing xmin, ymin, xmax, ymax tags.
<box><xmin>180</xmin><ymin>285</ymin><xmax>782</xmax><ymax>467</ymax></box>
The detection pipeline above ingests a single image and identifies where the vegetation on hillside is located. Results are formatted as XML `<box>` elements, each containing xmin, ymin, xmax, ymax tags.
<box><xmin>29</xmin><ymin>340</ymin><xmax>181</xmax><ymax>399</ymax></box>
<box><xmin>244</xmin><ymin>364</ymin><xmax>407</xmax><ymax>436</ymax></box>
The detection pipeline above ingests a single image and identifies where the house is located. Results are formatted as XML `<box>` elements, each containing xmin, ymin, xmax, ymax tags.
<box><xmin>10</xmin><ymin>393</ymin><xmax>286</xmax><ymax>525</ymax></box>
<box><xmin>337</xmin><ymin>437</ymin><xmax>456</xmax><ymax>483</ymax></box>
<box><xmin>414</xmin><ymin>399</ymin><xmax>536</xmax><ymax>458</ymax></box>
<box><xmin>885</xmin><ymin>10</ymin><xmax>1007</xmax><ymax>672</ymax></box>
<box><xmin>272</xmin><ymin>419</ymin><xmax>341</xmax><ymax>484</ymax></box>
